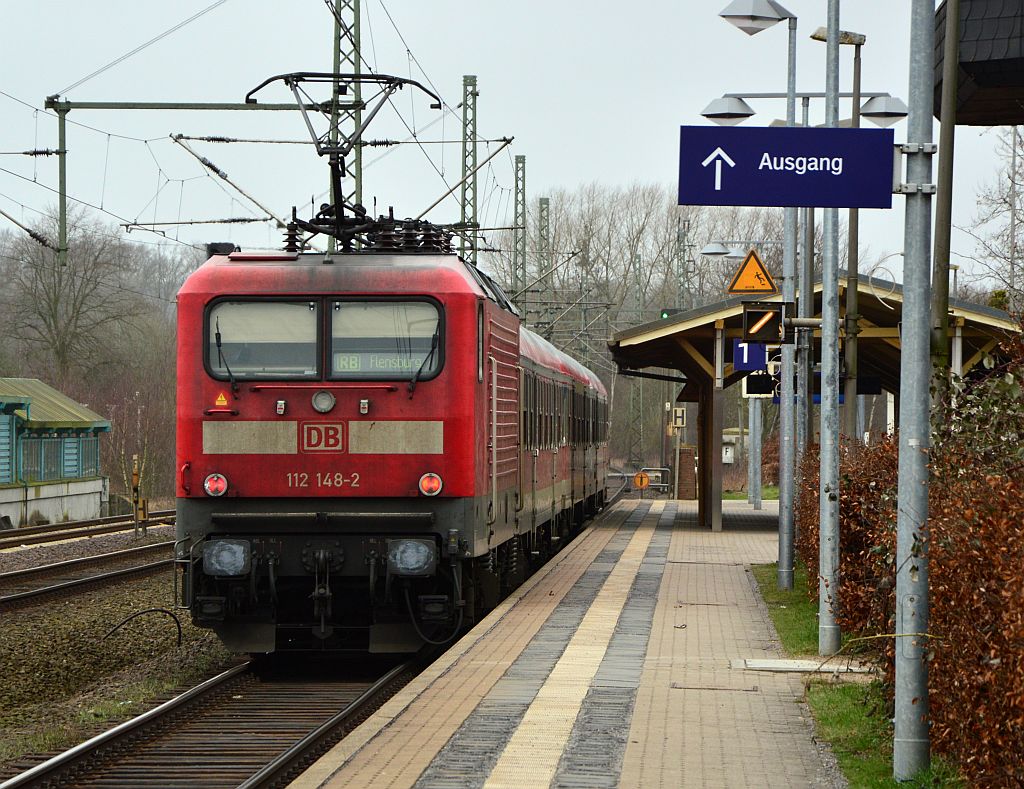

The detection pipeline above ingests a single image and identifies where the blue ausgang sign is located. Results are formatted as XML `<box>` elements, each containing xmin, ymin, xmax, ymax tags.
<box><xmin>678</xmin><ymin>125</ymin><xmax>894</xmax><ymax>209</ymax></box>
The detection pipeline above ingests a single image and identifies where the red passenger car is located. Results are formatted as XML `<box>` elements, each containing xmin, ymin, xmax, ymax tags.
<box><xmin>175</xmin><ymin>247</ymin><xmax>608</xmax><ymax>653</ymax></box>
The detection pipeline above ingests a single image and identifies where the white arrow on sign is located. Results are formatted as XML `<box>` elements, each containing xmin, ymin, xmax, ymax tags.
<box><xmin>701</xmin><ymin>147</ymin><xmax>736</xmax><ymax>191</ymax></box>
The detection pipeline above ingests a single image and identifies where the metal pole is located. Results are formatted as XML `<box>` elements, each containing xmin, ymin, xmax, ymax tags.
<box><xmin>843</xmin><ymin>42</ymin><xmax>863</xmax><ymax>441</ymax></box>
<box><xmin>677</xmin><ymin>218</ymin><xmax>690</xmax><ymax>309</ymax></box>
<box><xmin>798</xmin><ymin>197</ymin><xmax>815</xmax><ymax>456</ymax></box>
<box><xmin>894</xmin><ymin>0</ymin><xmax>935</xmax><ymax>777</ymax></box>
<box><xmin>56</xmin><ymin>105</ymin><xmax>68</xmax><ymax>266</ymax></box>
<box><xmin>673</xmin><ymin>424</ymin><xmax>681</xmax><ymax>499</ymax></box>
<box><xmin>1010</xmin><ymin>128</ymin><xmax>1017</xmax><ymax>308</ymax></box>
<box><xmin>459</xmin><ymin>75</ymin><xmax>479</xmax><ymax>265</ymax></box>
<box><xmin>931</xmin><ymin>0</ymin><xmax>959</xmax><ymax>397</ymax></box>
<box><xmin>747</xmin><ymin>397</ymin><xmax>755</xmax><ymax>505</ymax></box>
<box><xmin>794</xmin><ymin>96</ymin><xmax>811</xmax><ymax>466</ymax></box>
<box><xmin>328</xmin><ymin>12</ymin><xmax>342</xmax><ymax>253</ymax></box>
<box><xmin>752</xmin><ymin>397</ymin><xmax>762</xmax><ymax>510</ymax></box>
<box><xmin>818</xmin><ymin>0</ymin><xmax>842</xmax><ymax>656</ymax></box>
<box><xmin>777</xmin><ymin>15</ymin><xmax>798</xmax><ymax>591</ymax></box>
<box><xmin>513</xmin><ymin>155</ymin><xmax>527</xmax><ymax>295</ymax></box>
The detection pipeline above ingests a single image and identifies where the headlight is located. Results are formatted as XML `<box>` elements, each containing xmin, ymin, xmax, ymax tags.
<box><xmin>203</xmin><ymin>539</ymin><xmax>251</xmax><ymax>576</ymax></box>
<box><xmin>387</xmin><ymin>538</ymin><xmax>436</xmax><ymax>577</ymax></box>
<box><xmin>312</xmin><ymin>390</ymin><xmax>336</xmax><ymax>413</ymax></box>
<box><xmin>203</xmin><ymin>473</ymin><xmax>228</xmax><ymax>497</ymax></box>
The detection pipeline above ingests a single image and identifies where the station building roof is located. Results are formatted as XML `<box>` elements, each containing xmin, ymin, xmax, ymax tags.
<box><xmin>608</xmin><ymin>272</ymin><xmax>1018</xmax><ymax>395</ymax></box>
<box><xmin>0</xmin><ymin>378</ymin><xmax>111</xmax><ymax>431</ymax></box>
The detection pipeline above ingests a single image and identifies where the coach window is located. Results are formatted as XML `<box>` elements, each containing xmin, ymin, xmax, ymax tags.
<box><xmin>207</xmin><ymin>300</ymin><xmax>319</xmax><ymax>379</ymax></box>
<box><xmin>329</xmin><ymin>300</ymin><xmax>441</xmax><ymax>380</ymax></box>
<box><xmin>477</xmin><ymin>303</ymin><xmax>484</xmax><ymax>383</ymax></box>
<box><xmin>532</xmin><ymin>376</ymin><xmax>538</xmax><ymax>449</ymax></box>
<box><xmin>540</xmin><ymin>382</ymin><xmax>548</xmax><ymax>450</ymax></box>
<box><xmin>565</xmin><ymin>386</ymin><xmax>573</xmax><ymax>448</ymax></box>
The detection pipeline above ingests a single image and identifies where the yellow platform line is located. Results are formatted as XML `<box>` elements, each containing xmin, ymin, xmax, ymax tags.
<box><xmin>483</xmin><ymin>501</ymin><xmax>662</xmax><ymax>789</ymax></box>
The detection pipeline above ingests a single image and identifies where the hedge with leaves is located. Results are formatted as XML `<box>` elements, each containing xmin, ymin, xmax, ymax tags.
<box><xmin>795</xmin><ymin>333</ymin><xmax>1024</xmax><ymax>787</ymax></box>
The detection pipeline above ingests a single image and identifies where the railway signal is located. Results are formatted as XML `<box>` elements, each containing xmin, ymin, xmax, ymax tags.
<box><xmin>742</xmin><ymin>301</ymin><xmax>783</xmax><ymax>342</ymax></box>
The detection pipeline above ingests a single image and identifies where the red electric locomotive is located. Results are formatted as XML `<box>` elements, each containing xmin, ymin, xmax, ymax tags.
<box><xmin>175</xmin><ymin>240</ymin><xmax>609</xmax><ymax>652</ymax></box>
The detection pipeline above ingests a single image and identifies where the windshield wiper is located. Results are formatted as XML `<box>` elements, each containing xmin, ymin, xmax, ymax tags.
<box><xmin>408</xmin><ymin>326</ymin><xmax>440</xmax><ymax>399</ymax></box>
<box><xmin>215</xmin><ymin>318</ymin><xmax>239</xmax><ymax>399</ymax></box>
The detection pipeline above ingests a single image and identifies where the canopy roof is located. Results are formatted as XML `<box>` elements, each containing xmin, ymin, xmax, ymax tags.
<box><xmin>0</xmin><ymin>378</ymin><xmax>111</xmax><ymax>431</ymax></box>
<box><xmin>609</xmin><ymin>272</ymin><xmax>1017</xmax><ymax>394</ymax></box>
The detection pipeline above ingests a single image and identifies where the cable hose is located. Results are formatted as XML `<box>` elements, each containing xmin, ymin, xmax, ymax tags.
<box><xmin>403</xmin><ymin>579</ymin><xmax>463</xmax><ymax>647</ymax></box>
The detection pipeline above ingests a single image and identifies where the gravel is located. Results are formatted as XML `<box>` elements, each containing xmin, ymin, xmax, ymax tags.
<box><xmin>0</xmin><ymin>524</ymin><xmax>175</xmax><ymax>574</ymax></box>
<box><xmin>0</xmin><ymin>550</ymin><xmax>237</xmax><ymax>776</ymax></box>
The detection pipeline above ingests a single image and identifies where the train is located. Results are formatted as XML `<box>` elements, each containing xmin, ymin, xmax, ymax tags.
<box><xmin>174</xmin><ymin>230</ymin><xmax>610</xmax><ymax>653</ymax></box>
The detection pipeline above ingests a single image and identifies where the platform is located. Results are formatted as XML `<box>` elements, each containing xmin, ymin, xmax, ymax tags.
<box><xmin>291</xmin><ymin>499</ymin><xmax>838</xmax><ymax>788</ymax></box>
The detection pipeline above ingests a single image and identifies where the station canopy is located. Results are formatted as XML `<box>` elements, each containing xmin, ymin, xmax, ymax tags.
<box><xmin>609</xmin><ymin>272</ymin><xmax>1017</xmax><ymax>396</ymax></box>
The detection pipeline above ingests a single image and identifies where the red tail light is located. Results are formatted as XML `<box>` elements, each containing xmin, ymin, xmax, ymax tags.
<box><xmin>418</xmin><ymin>472</ymin><xmax>443</xmax><ymax>496</ymax></box>
<box><xmin>204</xmin><ymin>473</ymin><xmax>228</xmax><ymax>497</ymax></box>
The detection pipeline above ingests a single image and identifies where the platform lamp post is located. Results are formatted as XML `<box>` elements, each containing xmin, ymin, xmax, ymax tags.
<box><xmin>718</xmin><ymin>0</ymin><xmax>799</xmax><ymax>593</ymax></box>
<box><xmin>809</xmin><ymin>28</ymin><xmax>907</xmax><ymax>446</ymax></box>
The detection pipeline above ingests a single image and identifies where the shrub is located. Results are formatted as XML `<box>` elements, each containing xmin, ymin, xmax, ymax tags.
<box><xmin>795</xmin><ymin>331</ymin><xmax>1024</xmax><ymax>786</ymax></box>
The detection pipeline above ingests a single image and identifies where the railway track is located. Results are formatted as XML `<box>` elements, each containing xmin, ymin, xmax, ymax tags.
<box><xmin>0</xmin><ymin>657</ymin><xmax>417</xmax><ymax>789</ymax></box>
<box><xmin>0</xmin><ymin>542</ymin><xmax>174</xmax><ymax>607</ymax></box>
<box><xmin>0</xmin><ymin>511</ymin><xmax>175</xmax><ymax>551</ymax></box>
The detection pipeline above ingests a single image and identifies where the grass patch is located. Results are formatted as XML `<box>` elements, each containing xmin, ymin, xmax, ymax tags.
<box><xmin>807</xmin><ymin>682</ymin><xmax>964</xmax><ymax>788</ymax></box>
<box><xmin>723</xmin><ymin>485</ymin><xmax>779</xmax><ymax>500</ymax></box>
<box><xmin>750</xmin><ymin>561</ymin><xmax>818</xmax><ymax>655</ymax></box>
<box><xmin>752</xmin><ymin>561</ymin><xmax>964</xmax><ymax>788</ymax></box>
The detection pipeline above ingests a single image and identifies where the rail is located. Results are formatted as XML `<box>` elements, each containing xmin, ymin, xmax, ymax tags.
<box><xmin>0</xmin><ymin>511</ymin><xmax>175</xmax><ymax>550</ymax></box>
<box><xmin>238</xmin><ymin>659</ymin><xmax>416</xmax><ymax>788</ymax></box>
<box><xmin>0</xmin><ymin>663</ymin><xmax>252</xmax><ymax>789</ymax></box>
<box><xmin>0</xmin><ymin>558</ymin><xmax>174</xmax><ymax>606</ymax></box>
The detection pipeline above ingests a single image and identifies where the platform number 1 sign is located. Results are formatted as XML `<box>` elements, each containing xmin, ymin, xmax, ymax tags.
<box><xmin>732</xmin><ymin>339</ymin><xmax>767</xmax><ymax>372</ymax></box>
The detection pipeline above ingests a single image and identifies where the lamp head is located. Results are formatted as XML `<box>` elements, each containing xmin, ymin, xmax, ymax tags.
<box><xmin>860</xmin><ymin>95</ymin><xmax>909</xmax><ymax>127</ymax></box>
<box><xmin>809</xmin><ymin>26</ymin><xmax>866</xmax><ymax>46</ymax></box>
<box><xmin>719</xmin><ymin>0</ymin><xmax>794</xmax><ymax>35</ymax></box>
<box><xmin>701</xmin><ymin>96</ymin><xmax>756</xmax><ymax>126</ymax></box>
<box><xmin>701</xmin><ymin>242</ymin><xmax>730</xmax><ymax>257</ymax></box>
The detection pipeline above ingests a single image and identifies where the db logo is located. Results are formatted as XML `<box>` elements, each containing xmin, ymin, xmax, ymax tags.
<box><xmin>302</xmin><ymin>423</ymin><xmax>345</xmax><ymax>452</ymax></box>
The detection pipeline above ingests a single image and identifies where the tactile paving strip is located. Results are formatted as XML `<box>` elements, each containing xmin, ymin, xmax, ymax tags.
<box><xmin>551</xmin><ymin>503</ymin><xmax>676</xmax><ymax>788</ymax></box>
<box><xmin>482</xmin><ymin>503</ymin><xmax>662</xmax><ymax>788</ymax></box>
<box><xmin>413</xmin><ymin>504</ymin><xmax>652</xmax><ymax>788</ymax></box>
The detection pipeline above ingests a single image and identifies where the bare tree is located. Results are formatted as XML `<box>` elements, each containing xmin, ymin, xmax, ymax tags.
<box><xmin>479</xmin><ymin>182</ymin><xmax>798</xmax><ymax>463</ymax></box>
<box><xmin>960</xmin><ymin>127</ymin><xmax>1023</xmax><ymax>310</ymax></box>
<box><xmin>0</xmin><ymin>210</ymin><xmax>145</xmax><ymax>387</ymax></box>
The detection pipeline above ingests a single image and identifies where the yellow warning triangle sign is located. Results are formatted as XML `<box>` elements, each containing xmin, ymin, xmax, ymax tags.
<box><xmin>215</xmin><ymin>392</ymin><xmax>228</xmax><ymax>406</ymax></box>
<box><xmin>726</xmin><ymin>248</ymin><xmax>778</xmax><ymax>295</ymax></box>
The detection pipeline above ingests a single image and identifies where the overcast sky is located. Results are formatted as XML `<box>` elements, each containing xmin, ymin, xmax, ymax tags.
<box><xmin>0</xmin><ymin>1</ymin><xmax>1007</xmax><ymax>286</ymax></box>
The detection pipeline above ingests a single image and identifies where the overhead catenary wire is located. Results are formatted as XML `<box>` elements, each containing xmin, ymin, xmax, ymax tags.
<box><xmin>0</xmin><ymin>251</ymin><xmax>178</xmax><ymax>306</ymax></box>
<box><xmin>416</xmin><ymin>137</ymin><xmax>513</xmax><ymax>220</ymax></box>
<box><xmin>0</xmin><ymin>164</ymin><xmax>203</xmax><ymax>250</ymax></box>
<box><xmin>123</xmin><ymin>217</ymin><xmax>270</xmax><ymax>229</ymax></box>
<box><xmin>0</xmin><ymin>89</ymin><xmax>164</xmax><ymax>142</ymax></box>
<box><xmin>171</xmin><ymin>135</ymin><xmax>287</xmax><ymax>229</ymax></box>
<box><xmin>0</xmin><ymin>189</ymin><xmax>202</xmax><ymax>251</ymax></box>
<box><xmin>55</xmin><ymin>0</ymin><xmax>231</xmax><ymax>96</ymax></box>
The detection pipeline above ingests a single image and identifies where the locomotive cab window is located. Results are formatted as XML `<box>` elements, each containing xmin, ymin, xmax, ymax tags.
<box><xmin>330</xmin><ymin>300</ymin><xmax>442</xmax><ymax>380</ymax></box>
<box><xmin>207</xmin><ymin>300</ymin><xmax>319</xmax><ymax>379</ymax></box>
